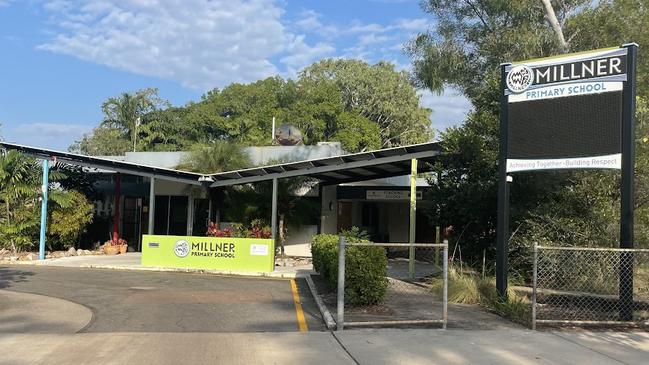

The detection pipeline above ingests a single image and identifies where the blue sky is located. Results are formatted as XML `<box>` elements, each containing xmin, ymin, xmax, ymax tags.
<box><xmin>0</xmin><ymin>0</ymin><xmax>471</xmax><ymax>150</ymax></box>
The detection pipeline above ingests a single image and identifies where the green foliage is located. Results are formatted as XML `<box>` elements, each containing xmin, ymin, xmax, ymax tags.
<box><xmin>69</xmin><ymin>127</ymin><xmax>131</xmax><ymax>156</ymax></box>
<box><xmin>410</xmin><ymin>0</ymin><xmax>649</xmax><ymax>279</ymax></box>
<box><xmin>0</xmin><ymin>151</ymin><xmax>94</xmax><ymax>252</ymax></box>
<box><xmin>76</xmin><ymin>60</ymin><xmax>432</xmax><ymax>154</ymax></box>
<box><xmin>301</xmin><ymin>59</ymin><xmax>433</xmax><ymax>147</ymax></box>
<box><xmin>176</xmin><ymin>141</ymin><xmax>252</xmax><ymax>173</ymax></box>
<box><xmin>102</xmin><ymin>88</ymin><xmax>169</xmax><ymax>149</ymax></box>
<box><xmin>48</xmin><ymin>190</ymin><xmax>94</xmax><ymax>248</ymax></box>
<box><xmin>311</xmin><ymin>230</ymin><xmax>389</xmax><ymax>306</ymax></box>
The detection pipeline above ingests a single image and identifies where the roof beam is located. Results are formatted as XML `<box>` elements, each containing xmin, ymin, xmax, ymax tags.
<box><xmin>210</xmin><ymin>149</ymin><xmax>440</xmax><ymax>187</ymax></box>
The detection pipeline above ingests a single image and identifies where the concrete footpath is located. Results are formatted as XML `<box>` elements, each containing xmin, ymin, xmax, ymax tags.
<box><xmin>1</xmin><ymin>285</ymin><xmax>648</xmax><ymax>364</ymax></box>
<box><xmin>1</xmin><ymin>329</ymin><xmax>648</xmax><ymax>365</ymax></box>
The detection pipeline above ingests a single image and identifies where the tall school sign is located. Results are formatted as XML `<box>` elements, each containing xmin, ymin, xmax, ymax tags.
<box><xmin>142</xmin><ymin>235</ymin><xmax>275</xmax><ymax>273</ymax></box>
<box><xmin>496</xmin><ymin>44</ymin><xmax>638</xmax><ymax>321</ymax></box>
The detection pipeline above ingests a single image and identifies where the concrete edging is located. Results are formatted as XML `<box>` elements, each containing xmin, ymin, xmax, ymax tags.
<box><xmin>305</xmin><ymin>274</ymin><xmax>337</xmax><ymax>330</ymax></box>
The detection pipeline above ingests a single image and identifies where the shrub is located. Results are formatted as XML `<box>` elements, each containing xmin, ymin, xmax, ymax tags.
<box><xmin>311</xmin><ymin>230</ymin><xmax>388</xmax><ymax>306</ymax></box>
<box><xmin>430</xmin><ymin>263</ymin><xmax>532</xmax><ymax>327</ymax></box>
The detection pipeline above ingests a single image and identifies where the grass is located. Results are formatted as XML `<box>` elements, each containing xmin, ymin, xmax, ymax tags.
<box><xmin>430</xmin><ymin>264</ymin><xmax>532</xmax><ymax>327</ymax></box>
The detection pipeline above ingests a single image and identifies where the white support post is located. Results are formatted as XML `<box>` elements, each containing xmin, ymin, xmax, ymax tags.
<box><xmin>409</xmin><ymin>158</ymin><xmax>418</xmax><ymax>280</ymax></box>
<box><xmin>148</xmin><ymin>176</ymin><xmax>155</xmax><ymax>235</ymax></box>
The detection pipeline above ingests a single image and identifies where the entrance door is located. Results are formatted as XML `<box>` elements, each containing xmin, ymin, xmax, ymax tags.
<box><xmin>153</xmin><ymin>195</ymin><xmax>189</xmax><ymax>235</ymax></box>
<box><xmin>337</xmin><ymin>202</ymin><xmax>352</xmax><ymax>233</ymax></box>
<box><xmin>169</xmin><ymin>196</ymin><xmax>188</xmax><ymax>235</ymax></box>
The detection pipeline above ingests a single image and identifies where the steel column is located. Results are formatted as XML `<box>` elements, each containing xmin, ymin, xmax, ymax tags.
<box><xmin>409</xmin><ymin>158</ymin><xmax>417</xmax><ymax>280</ymax></box>
<box><xmin>496</xmin><ymin>63</ymin><xmax>512</xmax><ymax>297</ymax></box>
<box><xmin>38</xmin><ymin>159</ymin><xmax>49</xmax><ymax>260</ymax></box>
<box><xmin>148</xmin><ymin>176</ymin><xmax>155</xmax><ymax>235</ymax></box>
<box><xmin>619</xmin><ymin>43</ymin><xmax>638</xmax><ymax>321</ymax></box>
<box><xmin>271</xmin><ymin>178</ymin><xmax>278</xmax><ymax>242</ymax></box>
<box><xmin>112</xmin><ymin>173</ymin><xmax>121</xmax><ymax>242</ymax></box>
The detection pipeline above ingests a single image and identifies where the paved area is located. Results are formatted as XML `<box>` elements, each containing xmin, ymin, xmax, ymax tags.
<box><xmin>338</xmin><ymin>328</ymin><xmax>649</xmax><ymax>365</ymax></box>
<box><xmin>1</xmin><ymin>329</ymin><xmax>648</xmax><ymax>364</ymax></box>
<box><xmin>2</xmin><ymin>265</ymin><xmax>649</xmax><ymax>364</ymax></box>
<box><xmin>0</xmin><ymin>265</ymin><xmax>323</xmax><ymax>333</ymax></box>
<box><xmin>0</xmin><ymin>289</ymin><xmax>92</xmax><ymax>333</ymax></box>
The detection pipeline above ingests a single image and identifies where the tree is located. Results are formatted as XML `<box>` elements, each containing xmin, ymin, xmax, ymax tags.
<box><xmin>0</xmin><ymin>151</ymin><xmax>93</xmax><ymax>252</ymax></box>
<box><xmin>101</xmin><ymin>88</ymin><xmax>169</xmax><ymax>152</ymax></box>
<box><xmin>0</xmin><ymin>150</ymin><xmax>40</xmax><ymax>252</ymax></box>
<box><xmin>408</xmin><ymin>0</ymin><xmax>649</xmax><ymax>272</ymax></box>
<box><xmin>300</xmin><ymin>59</ymin><xmax>433</xmax><ymax>147</ymax></box>
<box><xmin>69</xmin><ymin>126</ymin><xmax>131</xmax><ymax>156</ymax></box>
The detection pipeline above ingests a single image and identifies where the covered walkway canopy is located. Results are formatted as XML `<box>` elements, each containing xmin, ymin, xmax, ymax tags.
<box><xmin>0</xmin><ymin>140</ymin><xmax>442</xmax><ymax>264</ymax></box>
<box><xmin>0</xmin><ymin>141</ymin><xmax>442</xmax><ymax>186</ymax></box>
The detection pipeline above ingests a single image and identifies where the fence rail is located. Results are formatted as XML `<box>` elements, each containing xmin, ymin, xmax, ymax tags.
<box><xmin>532</xmin><ymin>243</ymin><xmax>649</xmax><ymax>329</ymax></box>
<box><xmin>337</xmin><ymin>237</ymin><xmax>448</xmax><ymax>330</ymax></box>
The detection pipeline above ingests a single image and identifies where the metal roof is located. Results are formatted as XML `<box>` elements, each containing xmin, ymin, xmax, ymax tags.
<box><xmin>206</xmin><ymin>142</ymin><xmax>442</xmax><ymax>187</ymax></box>
<box><xmin>0</xmin><ymin>141</ymin><xmax>442</xmax><ymax>187</ymax></box>
<box><xmin>0</xmin><ymin>142</ymin><xmax>208</xmax><ymax>185</ymax></box>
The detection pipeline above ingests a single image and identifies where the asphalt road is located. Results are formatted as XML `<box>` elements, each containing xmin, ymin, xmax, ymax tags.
<box><xmin>0</xmin><ymin>265</ymin><xmax>324</xmax><ymax>333</ymax></box>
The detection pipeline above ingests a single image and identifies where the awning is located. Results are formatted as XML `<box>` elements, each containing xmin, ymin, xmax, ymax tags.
<box><xmin>0</xmin><ymin>142</ymin><xmax>207</xmax><ymax>185</ymax></box>
<box><xmin>0</xmin><ymin>141</ymin><xmax>442</xmax><ymax>187</ymax></box>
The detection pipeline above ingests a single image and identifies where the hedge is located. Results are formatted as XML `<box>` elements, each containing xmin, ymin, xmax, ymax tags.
<box><xmin>311</xmin><ymin>233</ymin><xmax>388</xmax><ymax>306</ymax></box>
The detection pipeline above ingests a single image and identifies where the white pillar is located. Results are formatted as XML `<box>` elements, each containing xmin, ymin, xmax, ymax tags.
<box><xmin>148</xmin><ymin>176</ymin><xmax>155</xmax><ymax>235</ymax></box>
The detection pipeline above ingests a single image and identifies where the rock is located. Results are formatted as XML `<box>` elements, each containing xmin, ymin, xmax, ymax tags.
<box><xmin>9</xmin><ymin>256</ymin><xmax>18</xmax><ymax>262</ymax></box>
<box><xmin>67</xmin><ymin>247</ymin><xmax>77</xmax><ymax>256</ymax></box>
<box><xmin>82</xmin><ymin>249</ymin><xmax>92</xmax><ymax>256</ymax></box>
<box><xmin>23</xmin><ymin>253</ymin><xmax>35</xmax><ymax>261</ymax></box>
<box><xmin>77</xmin><ymin>249</ymin><xmax>85</xmax><ymax>256</ymax></box>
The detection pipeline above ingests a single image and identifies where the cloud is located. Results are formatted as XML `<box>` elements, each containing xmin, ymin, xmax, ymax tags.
<box><xmin>7</xmin><ymin>123</ymin><xmax>93</xmax><ymax>150</ymax></box>
<box><xmin>418</xmin><ymin>88</ymin><xmax>472</xmax><ymax>132</ymax></box>
<box><xmin>39</xmin><ymin>0</ymin><xmax>330</xmax><ymax>90</ymax></box>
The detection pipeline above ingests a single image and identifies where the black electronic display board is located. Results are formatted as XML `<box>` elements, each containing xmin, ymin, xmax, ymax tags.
<box><xmin>503</xmin><ymin>47</ymin><xmax>628</xmax><ymax>172</ymax></box>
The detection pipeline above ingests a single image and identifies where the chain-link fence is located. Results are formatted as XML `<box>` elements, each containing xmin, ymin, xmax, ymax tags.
<box><xmin>533</xmin><ymin>244</ymin><xmax>649</xmax><ymax>329</ymax></box>
<box><xmin>336</xmin><ymin>237</ymin><xmax>448</xmax><ymax>330</ymax></box>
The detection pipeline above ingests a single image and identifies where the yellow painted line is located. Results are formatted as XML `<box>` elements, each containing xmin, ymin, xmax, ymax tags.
<box><xmin>290</xmin><ymin>279</ymin><xmax>308</xmax><ymax>332</ymax></box>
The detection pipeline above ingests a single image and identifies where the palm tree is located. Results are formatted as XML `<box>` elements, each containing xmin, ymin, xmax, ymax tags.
<box><xmin>101</xmin><ymin>88</ymin><xmax>168</xmax><ymax>152</ymax></box>
<box><xmin>176</xmin><ymin>141</ymin><xmax>252</xmax><ymax>173</ymax></box>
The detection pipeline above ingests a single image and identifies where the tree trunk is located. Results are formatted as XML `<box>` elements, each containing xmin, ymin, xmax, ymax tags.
<box><xmin>540</xmin><ymin>0</ymin><xmax>568</xmax><ymax>51</ymax></box>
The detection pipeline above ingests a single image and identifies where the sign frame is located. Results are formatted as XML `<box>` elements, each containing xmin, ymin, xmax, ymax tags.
<box><xmin>496</xmin><ymin>44</ymin><xmax>638</xmax><ymax>322</ymax></box>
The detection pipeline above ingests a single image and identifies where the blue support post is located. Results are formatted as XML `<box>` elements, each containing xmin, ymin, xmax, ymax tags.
<box><xmin>39</xmin><ymin>159</ymin><xmax>50</xmax><ymax>260</ymax></box>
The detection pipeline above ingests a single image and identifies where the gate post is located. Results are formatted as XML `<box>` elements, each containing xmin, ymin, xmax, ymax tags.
<box><xmin>532</xmin><ymin>242</ymin><xmax>538</xmax><ymax>330</ymax></box>
<box><xmin>442</xmin><ymin>242</ymin><xmax>448</xmax><ymax>329</ymax></box>
<box><xmin>337</xmin><ymin>235</ymin><xmax>346</xmax><ymax>331</ymax></box>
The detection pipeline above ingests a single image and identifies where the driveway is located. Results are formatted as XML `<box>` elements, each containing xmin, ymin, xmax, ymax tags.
<box><xmin>0</xmin><ymin>266</ymin><xmax>323</xmax><ymax>333</ymax></box>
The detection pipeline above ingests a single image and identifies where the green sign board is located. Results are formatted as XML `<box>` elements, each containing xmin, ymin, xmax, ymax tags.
<box><xmin>141</xmin><ymin>235</ymin><xmax>275</xmax><ymax>273</ymax></box>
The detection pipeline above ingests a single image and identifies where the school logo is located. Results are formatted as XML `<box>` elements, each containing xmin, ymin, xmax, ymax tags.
<box><xmin>506</xmin><ymin>65</ymin><xmax>534</xmax><ymax>93</ymax></box>
<box><xmin>173</xmin><ymin>239</ymin><xmax>190</xmax><ymax>258</ymax></box>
